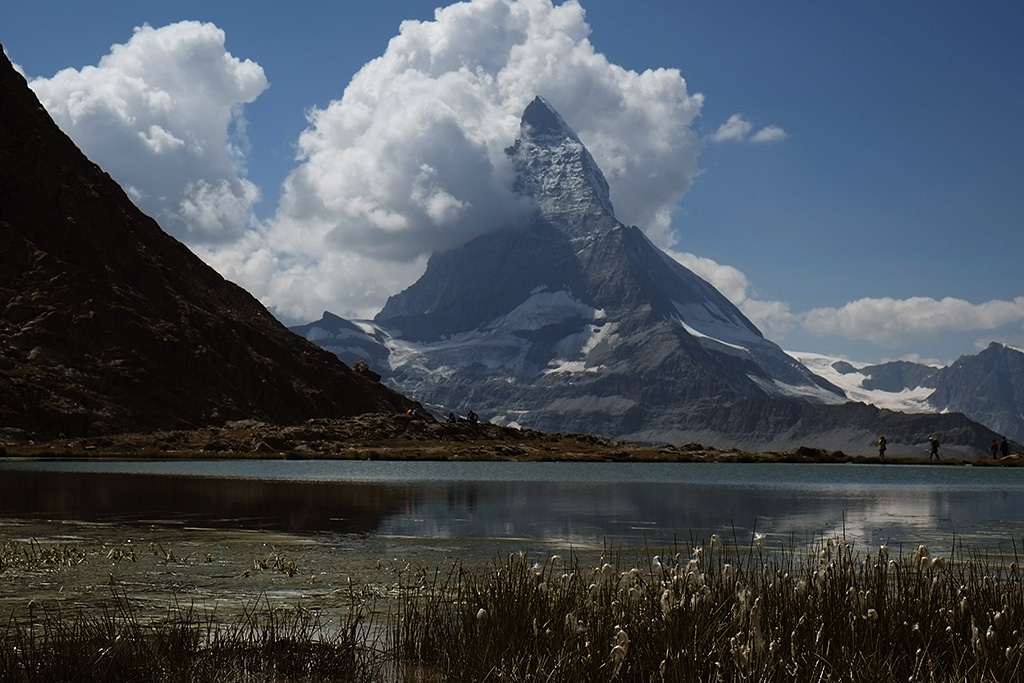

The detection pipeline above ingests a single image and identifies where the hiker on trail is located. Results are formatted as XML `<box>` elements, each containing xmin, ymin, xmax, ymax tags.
<box><xmin>991</xmin><ymin>440</ymin><xmax>999</xmax><ymax>459</ymax></box>
<box><xmin>878</xmin><ymin>436</ymin><xmax>887</xmax><ymax>458</ymax></box>
<box><xmin>445</xmin><ymin>412</ymin><xmax>457</xmax><ymax>424</ymax></box>
<box><xmin>466</xmin><ymin>410</ymin><xmax>479</xmax><ymax>424</ymax></box>
<box><xmin>929</xmin><ymin>437</ymin><xmax>940</xmax><ymax>460</ymax></box>
<box><xmin>1000</xmin><ymin>437</ymin><xmax>1010</xmax><ymax>458</ymax></box>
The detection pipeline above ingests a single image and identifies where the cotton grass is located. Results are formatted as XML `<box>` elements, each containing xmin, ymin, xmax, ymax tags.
<box><xmin>394</xmin><ymin>537</ymin><xmax>1024</xmax><ymax>682</ymax></box>
<box><xmin>3</xmin><ymin>536</ymin><xmax>1024</xmax><ymax>681</ymax></box>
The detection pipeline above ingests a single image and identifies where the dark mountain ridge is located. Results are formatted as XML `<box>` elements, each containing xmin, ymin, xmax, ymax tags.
<box><xmin>0</xmin><ymin>46</ymin><xmax>415</xmax><ymax>439</ymax></box>
<box><xmin>927</xmin><ymin>343</ymin><xmax>1024</xmax><ymax>442</ymax></box>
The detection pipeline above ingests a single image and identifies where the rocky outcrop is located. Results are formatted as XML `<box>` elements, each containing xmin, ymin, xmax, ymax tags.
<box><xmin>928</xmin><ymin>343</ymin><xmax>1024</xmax><ymax>442</ymax></box>
<box><xmin>858</xmin><ymin>360</ymin><xmax>941</xmax><ymax>393</ymax></box>
<box><xmin>0</xmin><ymin>46</ymin><xmax>416</xmax><ymax>439</ymax></box>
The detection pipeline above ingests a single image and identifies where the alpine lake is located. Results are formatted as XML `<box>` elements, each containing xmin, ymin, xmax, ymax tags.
<box><xmin>2</xmin><ymin>458</ymin><xmax>1023</xmax><ymax>623</ymax></box>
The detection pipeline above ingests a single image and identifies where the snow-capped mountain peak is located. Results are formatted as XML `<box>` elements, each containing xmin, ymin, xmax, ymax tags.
<box><xmin>507</xmin><ymin>96</ymin><xmax>615</xmax><ymax>225</ymax></box>
<box><xmin>519</xmin><ymin>95</ymin><xmax>581</xmax><ymax>142</ymax></box>
<box><xmin>295</xmin><ymin>98</ymin><xmax>1004</xmax><ymax>452</ymax></box>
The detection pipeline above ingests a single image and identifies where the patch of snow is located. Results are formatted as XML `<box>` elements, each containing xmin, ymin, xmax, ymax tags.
<box><xmin>489</xmin><ymin>409</ymin><xmax>532</xmax><ymax>428</ymax></box>
<box><xmin>747</xmin><ymin>375</ymin><xmax>849</xmax><ymax>404</ymax></box>
<box><xmin>673</xmin><ymin>301</ymin><xmax>760</xmax><ymax>350</ymax></box>
<box><xmin>488</xmin><ymin>289</ymin><xmax>604</xmax><ymax>332</ymax></box>
<box><xmin>679</xmin><ymin>321</ymin><xmax>748</xmax><ymax>353</ymax></box>
<box><xmin>788</xmin><ymin>350</ymin><xmax>936</xmax><ymax>413</ymax></box>
<box><xmin>306</xmin><ymin>325</ymin><xmax>371</xmax><ymax>342</ymax></box>
<box><xmin>381</xmin><ymin>328</ymin><xmax>507</xmax><ymax>377</ymax></box>
<box><xmin>378</xmin><ymin>291</ymin><xmax>612</xmax><ymax>380</ymax></box>
<box><xmin>304</xmin><ymin>326</ymin><xmax>331</xmax><ymax>342</ymax></box>
<box><xmin>352</xmin><ymin>320</ymin><xmax>382</xmax><ymax>336</ymax></box>
<box><xmin>545</xmin><ymin>322</ymin><xmax>617</xmax><ymax>375</ymax></box>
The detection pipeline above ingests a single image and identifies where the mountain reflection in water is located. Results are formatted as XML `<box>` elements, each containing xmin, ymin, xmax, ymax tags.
<box><xmin>1</xmin><ymin>460</ymin><xmax>1023</xmax><ymax>551</ymax></box>
<box><xmin>0</xmin><ymin>470</ymin><xmax>406</xmax><ymax>533</ymax></box>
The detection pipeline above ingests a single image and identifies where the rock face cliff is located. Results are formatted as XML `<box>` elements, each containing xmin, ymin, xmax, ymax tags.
<box><xmin>928</xmin><ymin>343</ymin><xmax>1024</xmax><ymax>443</ymax></box>
<box><xmin>295</xmin><ymin>97</ymin><xmax>997</xmax><ymax>454</ymax></box>
<box><xmin>0</xmin><ymin>47</ymin><xmax>415</xmax><ymax>439</ymax></box>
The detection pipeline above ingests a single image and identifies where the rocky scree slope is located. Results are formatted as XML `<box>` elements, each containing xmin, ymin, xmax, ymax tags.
<box><xmin>0</xmin><ymin>47</ymin><xmax>415</xmax><ymax>439</ymax></box>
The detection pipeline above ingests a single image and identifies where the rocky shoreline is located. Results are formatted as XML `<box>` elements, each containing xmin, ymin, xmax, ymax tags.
<box><xmin>3</xmin><ymin>412</ymin><xmax>1020</xmax><ymax>465</ymax></box>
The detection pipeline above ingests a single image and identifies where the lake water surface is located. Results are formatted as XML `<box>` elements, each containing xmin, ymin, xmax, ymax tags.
<box><xmin>2</xmin><ymin>459</ymin><xmax>1022</xmax><ymax>556</ymax></box>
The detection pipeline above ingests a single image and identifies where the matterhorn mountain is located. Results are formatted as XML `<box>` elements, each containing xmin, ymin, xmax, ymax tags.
<box><xmin>295</xmin><ymin>97</ymin><xmax>997</xmax><ymax>454</ymax></box>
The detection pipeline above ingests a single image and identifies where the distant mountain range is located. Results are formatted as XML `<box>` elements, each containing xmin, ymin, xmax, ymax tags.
<box><xmin>794</xmin><ymin>342</ymin><xmax>1024</xmax><ymax>444</ymax></box>
<box><xmin>294</xmin><ymin>97</ymin><xmax>1003</xmax><ymax>456</ymax></box>
<box><xmin>0</xmin><ymin>46</ymin><xmax>415</xmax><ymax>439</ymax></box>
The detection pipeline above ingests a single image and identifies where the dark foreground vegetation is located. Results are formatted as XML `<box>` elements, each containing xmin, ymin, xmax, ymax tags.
<box><xmin>4</xmin><ymin>536</ymin><xmax>1024</xmax><ymax>682</ymax></box>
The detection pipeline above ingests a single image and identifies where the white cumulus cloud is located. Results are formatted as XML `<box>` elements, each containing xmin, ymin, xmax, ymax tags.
<box><xmin>712</xmin><ymin>113</ymin><xmax>786</xmax><ymax>144</ymax></box>
<box><xmin>244</xmin><ymin>0</ymin><xmax>705</xmax><ymax>321</ymax></box>
<box><xmin>27</xmin><ymin>21</ymin><xmax>267</xmax><ymax>244</ymax></box>
<box><xmin>803</xmin><ymin>296</ymin><xmax>1024</xmax><ymax>347</ymax></box>
<box><xmin>750</xmin><ymin>125</ymin><xmax>787</xmax><ymax>143</ymax></box>
<box><xmin>663</xmin><ymin>250</ymin><xmax>1024</xmax><ymax>354</ymax></box>
<box><xmin>18</xmin><ymin>3</ymin><xmax>798</xmax><ymax>331</ymax></box>
<box><xmin>711</xmin><ymin>114</ymin><xmax>753</xmax><ymax>143</ymax></box>
<box><xmin>666</xmin><ymin>250</ymin><xmax>798</xmax><ymax>339</ymax></box>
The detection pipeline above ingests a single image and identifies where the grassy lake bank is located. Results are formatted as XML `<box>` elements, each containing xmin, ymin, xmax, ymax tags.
<box><xmin>2</xmin><ymin>522</ymin><xmax>1023</xmax><ymax>682</ymax></box>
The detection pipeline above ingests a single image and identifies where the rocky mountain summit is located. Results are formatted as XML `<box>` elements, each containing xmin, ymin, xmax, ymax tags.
<box><xmin>929</xmin><ymin>343</ymin><xmax>1024</xmax><ymax>442</ymax></box>
<box><xmin>295</xmin><ymin>97</ymin><xmax>997</xmax><ymax>455</ymax></box>
<box><xmin>0</xmin><ymin>47</ymin><xmax>415</xmax><ymax>439</ymax></box>
<box><xmin>508</xmin><ymin>96</ymin><xmax>615</xmax><ymax>226</ymax></box>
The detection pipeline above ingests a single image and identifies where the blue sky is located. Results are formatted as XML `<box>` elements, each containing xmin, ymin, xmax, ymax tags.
<box><xmin>3</xmin><ymin>1</ymin><xmax>1022</xmax><ymax>365</ymax></box>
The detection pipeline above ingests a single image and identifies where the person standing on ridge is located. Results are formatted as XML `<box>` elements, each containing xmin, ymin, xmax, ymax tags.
<box><xmin>929</xmin><ymin>437</ymin><xmax>940</xmax><ymax>460</ymax></box>
<box><xmin>991</xmin><ymin>439</ymin><xmax>999</xmax><ymax>459</ymax></box>
<box><xmin>877</xmin><ymin>436</ymin><xmax>887</xmax><ymax>459</ymax></box>
<box><xmin>1000</xmin><ymin>437</ymin><xmax>1010</xmax><ymax>458</ymax></box>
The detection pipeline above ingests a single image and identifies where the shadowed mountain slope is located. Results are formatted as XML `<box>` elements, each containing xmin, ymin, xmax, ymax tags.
<box><xmin>0</xmin><ymin>47</ymin><xmax>415</xmax><ymax>438</ymax></box>
<box><xmin>928</xmin><ymin>343</ymin><xmax>1024</xmax><ymax>443</ymax></box>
